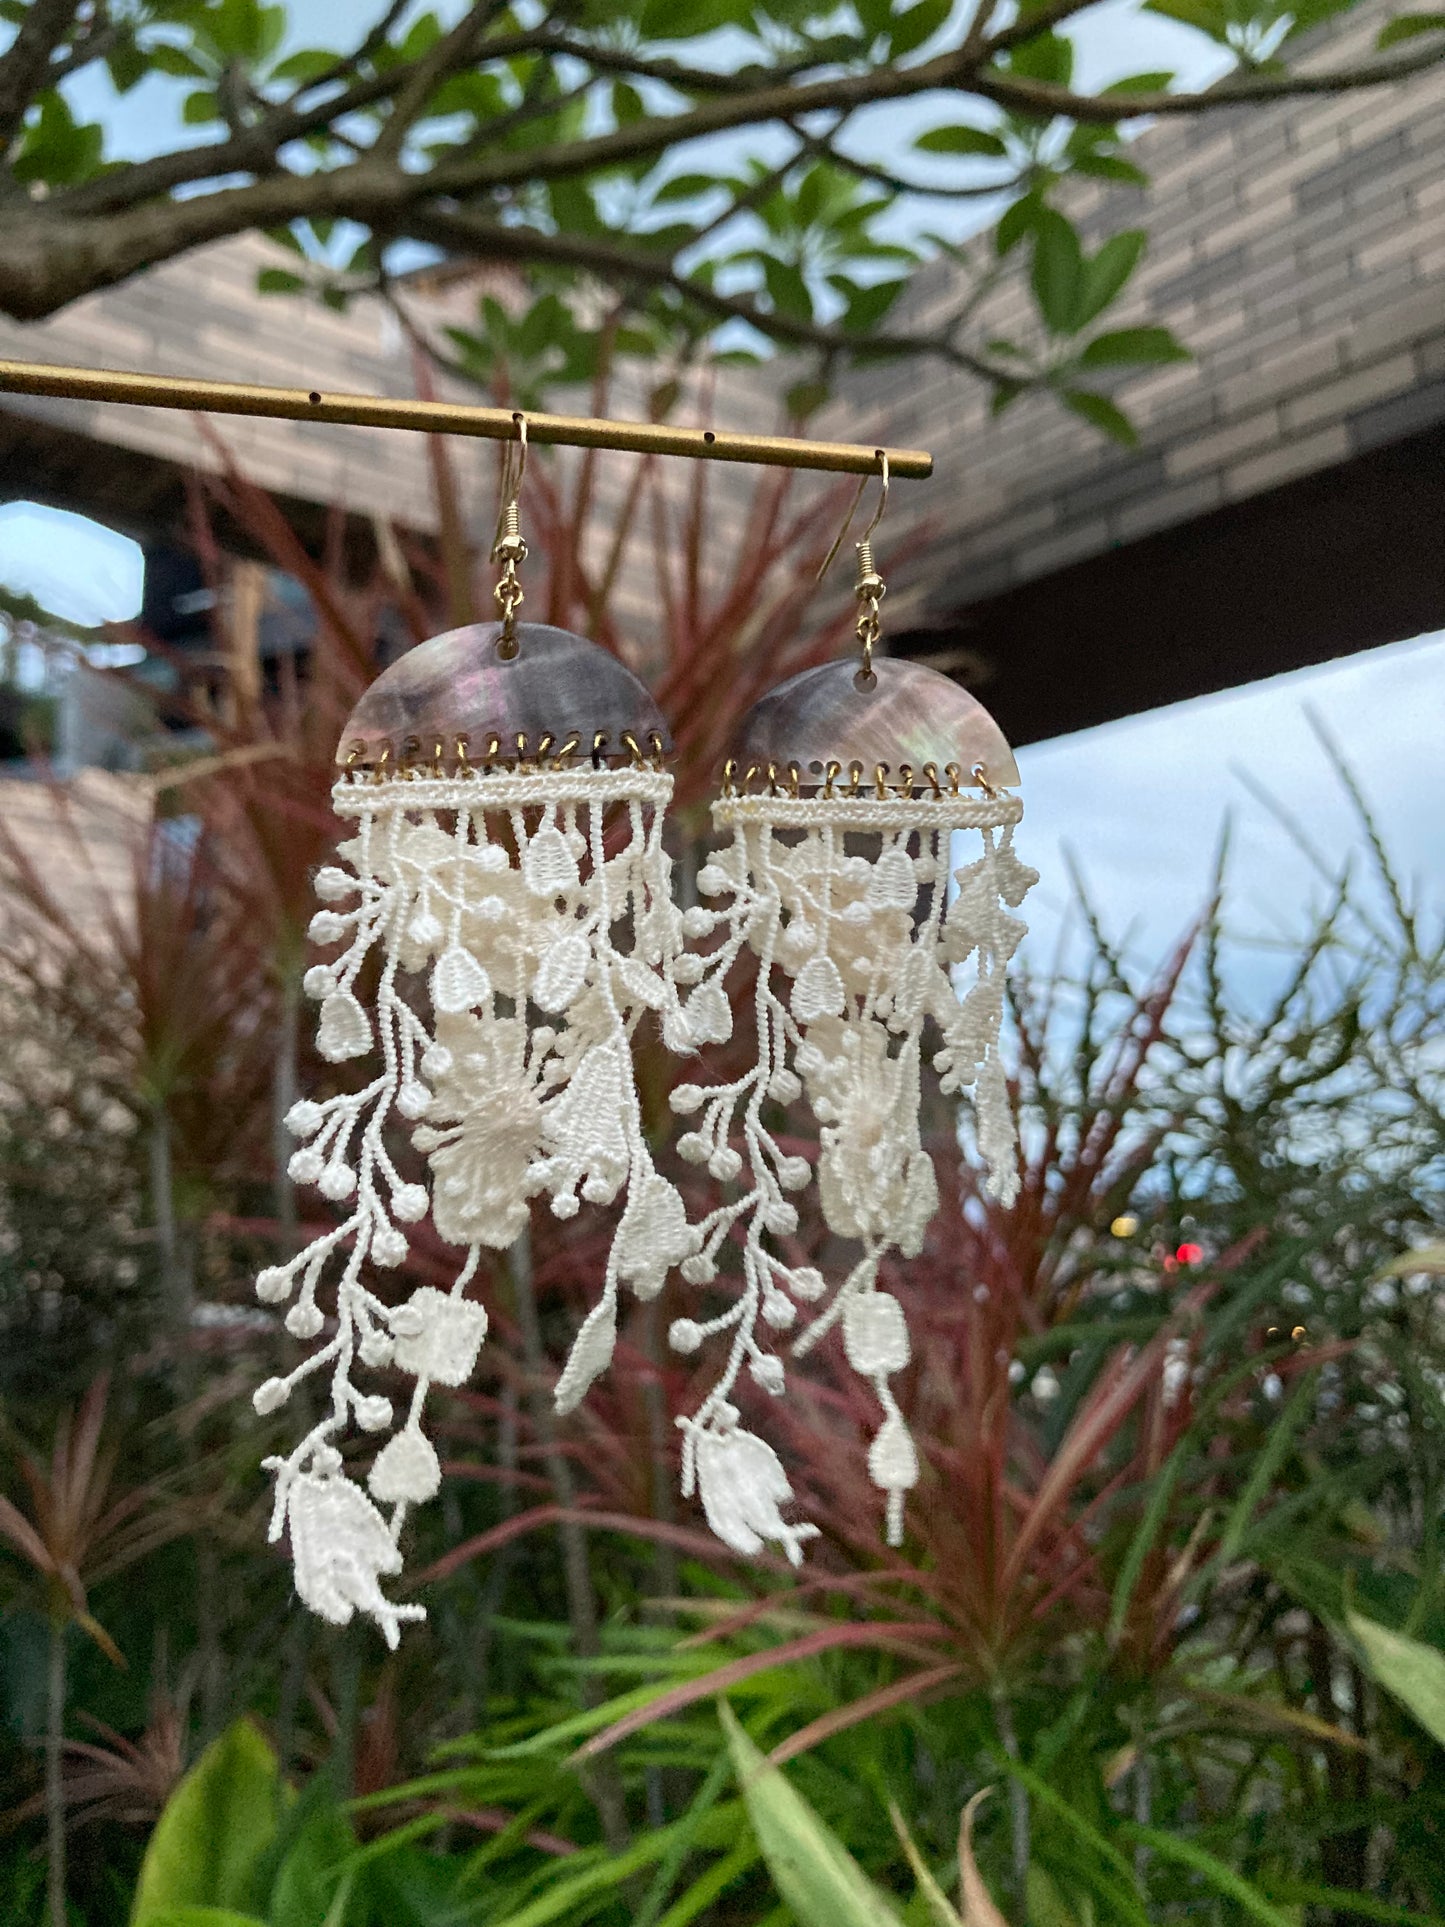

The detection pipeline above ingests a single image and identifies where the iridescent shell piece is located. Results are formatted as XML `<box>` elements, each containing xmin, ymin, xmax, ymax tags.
<box><xmin>337</xmin><ymin>621</ymin><xmax>672</xmax><ymax>767</ymax></box>
<box><xmin>731</xmin><ymin>656</ymin><xmax>1019</xmax><ymax>790</ymax></box>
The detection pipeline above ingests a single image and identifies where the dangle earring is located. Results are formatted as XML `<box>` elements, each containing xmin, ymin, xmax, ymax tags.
<box><xmin>664</xmin><ymin>455</ymin><xmax>1037</xmax><ymax>1558</ymax></box>
<box><xmin>253</xmin><ymin>416</ymin><xmax>694</xmax><ymax>1644</ymax></box>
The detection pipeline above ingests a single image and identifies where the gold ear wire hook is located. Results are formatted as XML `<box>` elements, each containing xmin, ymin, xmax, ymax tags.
<box><xmin>492</xmin><ymin>411</ymin><xmax>529</xmax><ymax>660</ymax></box>
<box><xmin>817</xmin><ymin>449</ymin><xmax>890</xmax><ymax>685</ymax></box>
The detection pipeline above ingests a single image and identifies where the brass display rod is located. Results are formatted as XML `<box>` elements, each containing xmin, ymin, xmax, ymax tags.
<box><xmin>0</xmin><ymin>357</ymin><xmax>932</xmax><ymax>480</ymax></box>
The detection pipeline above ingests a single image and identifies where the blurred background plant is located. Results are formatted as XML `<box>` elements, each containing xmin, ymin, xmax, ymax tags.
<box><xmin>0</xmin><ymin>372</ymin><xmax>1441</xmax><ymax>1927</ymax></box>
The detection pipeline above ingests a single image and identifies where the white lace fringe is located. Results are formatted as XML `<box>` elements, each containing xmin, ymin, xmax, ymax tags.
<box><xmin>662</xmin><ymin>791</ymin><xmax>1035</xmax><ymax>1564</ymax></box>
<box><xmin>256</xmin><ymin>774</ymin><xmax>1035</xmax><ymax>1636</ymax></box>
<box><xmin>255</xmin><ymin>766</ymin><xmax>690</xmax><ymax>1644</ymax></box>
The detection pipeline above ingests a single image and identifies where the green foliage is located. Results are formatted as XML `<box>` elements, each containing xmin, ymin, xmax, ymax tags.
<box><xmin>1350</xmin><ymin>1615</ymin><xmax>1445</xmax><ymax>1749</ymax></box>
<box><xmin>721</xmin><ymin>1702</ymin><xmax>906</xmax><ymax>1925</ymax></box>
<box><xmin>1379</xmin><ymin>10</ymin><xmax>1445</xmax><ymax>40</ymax></box>
<box><xmin>0</xmin><ymin>0</ymin><xmax>1413</xmax><ymax>440</ymax></box>
<box><xmin>131</xmin><ymin>1722</ymin><xmax>284</xmax><ymax>1923</ymax></box>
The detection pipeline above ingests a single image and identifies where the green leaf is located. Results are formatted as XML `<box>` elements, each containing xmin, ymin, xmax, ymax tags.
<box><xmin>652</xmin><ymin>172</ymin><xmax>723</xmax><ymax>203</ymax></box>
<box><xmin>1078</xmin><ymin>326</ymin><xmax>1188</xmax><ymax>369</ymax></box>
<box><xmin>1378</xmin><ymin>9</ymin><xmax>1445</xmax><ymax>39</ymax></box>
<box><xmin>1144</xmin><ymin>0</ymin><xmax>1229</xmax><ymax>38</ymax></box>
<box><xmin>996</xmin><ymin>190</ymin><xmax>1043</xmax><ymax>256</ymax></box>
<box><xmin>1030</xmin><ymin>209</ymin><xmax>1085</xmax><ymax>333</ymax></box>
<box><xmin>269</xmin><ymin>1799</ymin><xmax>357</xmax><ymax>1927</ymax></box>
<box><xmin>720</xmin><ymin>1702</ymin><xmax>905</xmax><ymax>1927</ymax></box>
<box><xmin>843</xmin><ymin>278</ymin><xmax>907</xmax><ymax>333</ymax></box>
<box><xmin>145</xmin><ymin>43</ymin><xmax>211</xmax><ymax>78</ymax></box>
<box><xmin>1101</xmin><ymin>71</ymin><xmax>1174</xmax><ymax>95</ymax></box>
<box><xmin>915</xmin><ymin>125</ymin><xmax>1008</xmax><ymax>157</ymax></box>
<box><xmin>641</xmin><ymin>0</ymin><xmax>729</xmax><ymax>34</ymax></box>
<box><xmin>1071</xmin><ymin>154</ymin><xmax>1148</xmax><ymax>186</ymax></box>
<box><xmin>786</xmin><ymin>379</ymin><xmax>832</xmax><ymax>422</ymax></box>
<box><xmin>139</xmin><ymin>1913</ymin><xmax>268</xmax><ymax>1927</ymax></box>
<box><xmin>131</xmin><ymin>1721</ymin><xmax>284</xmax><ymax>1924</ymax></box>
<box><xmin>256</xmin><ymin>268</ymin><xmax>307</xmax><ymax>294</ymax></box>
<box><xmin>1266</xmin><ymin>1879</ymin><xmax>1445</xmax><ymax>1926</ymax></box>
<box><xmin>1009</xmin><ymin>29</ymin><xmax>1073</xmax><ymax>86</ymax></box>
<box><xmin>891</xmin><ymin>0</ymin><xmax>952</xmax><ymax>57</ymax></box>
<box><xmin>12</xmin><ymin>91</ymin><xmax>105</xmax><ymax>187</ymax></box>
<box><xmin>1119</xmin><ymin>1825</ymin><xmax>1296</xmax><ymax>1927</ymax></box>
<box><xmin>887</xmin><ymin>1801</ymin><xmax>963</xmax><ymax>1927</ymax></box>
<box><xmin>107</xmin><ymin>40</ymin><xmax>149</xmax><ymax>93</ymax></box>
<box><xmin>762</xmin><ymin>257</ymin><xmax>813</xmax><ymax>322</ymax></box>
<box><xmin>1060</xmin><ymin>388</ymin><xmax>1138</xmax><ymax>445</ymax></box>
<box><xmin>1075</xmin><ymin>228</ymin><xmax>1146</xmax><ymax>328</ymax></box>
<box><xmin>270</xmin><ymin>48</ymin><xmax>342</xmax><ymax>83</ymax></box>
<box><xmin>1349</xmin><ymin>1614</ymin><xmax>1445</xmax><ymax>1748</ymax></box>
<box><xmin>181</xmin><ymin>89</ymin><xmax>221</xmax><ymax>124</ymax></box>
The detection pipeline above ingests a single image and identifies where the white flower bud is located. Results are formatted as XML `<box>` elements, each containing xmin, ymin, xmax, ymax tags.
<box><xmin>285</xmin><ymin>1100</ymin><xmax>324</xmax><ymax>1139</ymax></box>
<box><xmin>252</xmin><ymin>1376</ymin><xmax>290</xmax><ymax>1414</ymax></box>
<box><xmin>696</xmin><ymin>864</ymin><xmax>730</xmax><ymax>897</ymax></box>
<box><xmin>778</xmin><ymin>1157</ymin><xmax>812</xmax><ymax>1193</ymax></box>
<box><xmin>287</xmin><ymin>1148</ymin><xmax>323</xmax><ymax>1185</ymax></box>
<box><xmin>669</xmin><ymin>1083</ymin><xmax>704</xmax><ymax>1115</ymax></box>
<box><xmin>313</xmin><ymin>866</ymin><xmax>354</xmax><ymax>902</ymax></box>
<box><xmin>750</xmin><ymin>1354</ymin><xmax>786</xmax><ymax>1396</ymax></box>
<box><xmin>372</xmin><ymin>1227</ymin><xmax>407</xmax><ymax>1268</ymax></box>
<box><xmin>420</xmin><ymin>1044</ymin><xmax>453</xmax><ymax>1079</ymax></box>
<box><xmin>356</xmin><ymin>1394</ymin><xmax>393</xmax><ymax>1432</ymax></box>
<box><xmin>286</xmin><ymin>1302</ymin><xmax>323</xmax><ymax>1339</ymax></box>
<box><xmin>669</xmin><ymin>1318</ymin><xmax>703</xmax><ymax>1354</ymax></box>
<box><xmin>387</xmin><ymin>1303</ymin><xmax>425</xmax><ymax>1339</ymax></box>
<box><xmin>767</xmin><ymin>1069</ymin><xmax>802</xmax><ymax>1104</ymax></box>
<box><xmin>396</xmin><ymin>1081</ymin><xmax>432</xmax><ymax>1120</ymax></box>
<box><xmin>302</xmin><ymin>964</ymin><xmax>335</xmax><ymax>1000</ymax></box>
<box><xmin>255</xmin><ymin>1266</ymin><xmax>292</xmax><ymax>1304</ymax></box>
<box><xmin>359</xmin><ymin>1330</ymin><xmax>394</xmax><ymax>1368</ymax></box>
<box><xmin>677</xmin><ymin>1132</ymin><xmax>710</xmax><ymax>1164</ymax></box>
<box><xmin>391</xmin><ymin>1183</ymin><xmax>428</xmax><ymax>1223</ymax></box>
<box><xmin>408</xmin><ymin>910</ymin><xmax>443</xmax><ymax>948</ymax></box>
<box><xmin>319</xmin><ymin>1160</ymin><xmax>356</xmax><ymax>1201</ymax></box>
<box><xmin>763</xmin><ymin>1201</ymin><xmax>798</xmax><ymax>1236</ymax></box>
<box><xmin>708</xmin><ymin>1148</ymin><xmax>742</xmax><ymax>1183</ymax></box>
<box><xmin>672</xmin><ymin>953</ymin><xmax>704</xmax><ymax>984</ymax></box>
<box><xmin>681</xmin><ymin>907</ymin><xmax>715</xmax><ymax>937</ymax></box>
<box><xmin>308</xmin><ymin>910</ymin><xmax>346</xmax><ymax>945</ymax></box>
<box><xmin>551</xmin><ymin>1191</ymin><xmax>580</xmax><ymax>1219</ymax></box>
<box><xmin>681</xmin><ymin>1254</ymin><xmax>716</xmax><ymax>1285</ymax></box>
<box><xmin>761</xmin><ymin>1290</ymin><xmax>797</xmax><ymax>1330</ymax></box>
<box><xmin>789</xmin><ymin>1267</ymin><xmax>826</xmax><ymax>1302</ymax></box>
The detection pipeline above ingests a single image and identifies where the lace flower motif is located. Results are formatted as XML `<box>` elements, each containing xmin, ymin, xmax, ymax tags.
<box><xmin>664</xmin><ymin>789</ymin><xmax>1034</xmax><ymax>1554</ymax></box>
<box><xmin>253</xmin><ymin>766</ymin><xmax>691</xmax><ymax>1643</ymax></box>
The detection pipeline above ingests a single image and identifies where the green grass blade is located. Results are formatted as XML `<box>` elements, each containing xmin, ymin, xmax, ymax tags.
<box><xmin>1119</xmin><ymin>1825</ymin><xmax>1295</xmax><ymax>1927</ymax></box>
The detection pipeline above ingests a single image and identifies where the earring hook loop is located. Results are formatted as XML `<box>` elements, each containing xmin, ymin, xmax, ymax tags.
<box><xmin>492</xmin><ymin>411</ymin><xmax>529</xmax><ymax>657</ymax></box>
<box><xmin>815</xmin><ymin>446</ymin><xmax>888</xmax><ymax>586</ymax></box>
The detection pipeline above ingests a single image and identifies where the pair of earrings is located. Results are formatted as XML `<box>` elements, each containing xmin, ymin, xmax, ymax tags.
<box><xmin>253</xmin><ymin>429</ymin><xmax>1036</xmax><ymax>1645</ymax></box>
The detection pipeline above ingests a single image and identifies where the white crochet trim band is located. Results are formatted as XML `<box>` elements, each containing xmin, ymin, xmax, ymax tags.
<box><xmin>255</xmin><ymin>765</ymin><xmax>690</xmax><ymax>1644</ymax></box>
<box><xmin>332</xmin><ymin>765</ymin><xmax>673</xmax><ymax>818</ymax></box>
<box><xmin>657</xmin><ymin>792</ymin><xmax>1037</xmax><ymax>1562</ymax></box>
<box><xmin>714</xmin><ymin>790</ymin><xmax>1024</xmax><ymax>833</ymax></box>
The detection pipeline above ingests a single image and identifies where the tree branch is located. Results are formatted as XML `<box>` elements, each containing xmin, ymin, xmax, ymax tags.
<box><xmin>404</xmin><ymin>202</ymin><xmax>1018</xmax><ymax>385</ymax></box>
<box><xmin>985</xmin><ymin>0</ymin><xmax>1111</xmax><ymax>56</ymax></box>
<box><xmin>0</xmin><ymin>0</ymin><xmax>81</xmax><ymax>149</ymax></box>
<box><xmin>281</xmin><ymin>0</ymin><xmax>410</xmax><ymax>104</ymax></box>
<box><xmin>371</xmin><ymin>0</ymin><xmax>510</xmax><ymax>162</ymax></box>
<box><xmin>976</xmin><ymin>38</ymin><xmax>1445</xmax><ymax>122</ymax></box>
<box><xmin>799</xmin><ymin>132</ymin><xmax>1023</xmax><ymax>202</ymax></box>
<box><xmin>45</xmin><ymin>17</ymin><xmax>125</xmax><ymax>90</ymax></box>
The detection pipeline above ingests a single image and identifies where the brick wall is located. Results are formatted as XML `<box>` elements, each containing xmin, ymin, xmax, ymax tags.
<box><xmin>817</xmin><ymin>0</ymin><xmax>1445</xmax><ymax>627</ymax></box>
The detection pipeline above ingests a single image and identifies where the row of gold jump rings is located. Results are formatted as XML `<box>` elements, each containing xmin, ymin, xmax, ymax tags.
<box><xmin>343</xmin><ymin>729</ymin><xmax>667</xmax><ymax>778</ymax></box>
<box><xmin>721</xmin><ymin>757</ymin><xmax>1000</xmax><ymax>800</ymax></box>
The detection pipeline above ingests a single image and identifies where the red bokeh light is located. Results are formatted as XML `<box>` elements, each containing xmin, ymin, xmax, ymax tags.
<box><xmin>1175</xmin><ymin>1242</ymin><xmax>1204</xmax><ymax>1266</ymax></box>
